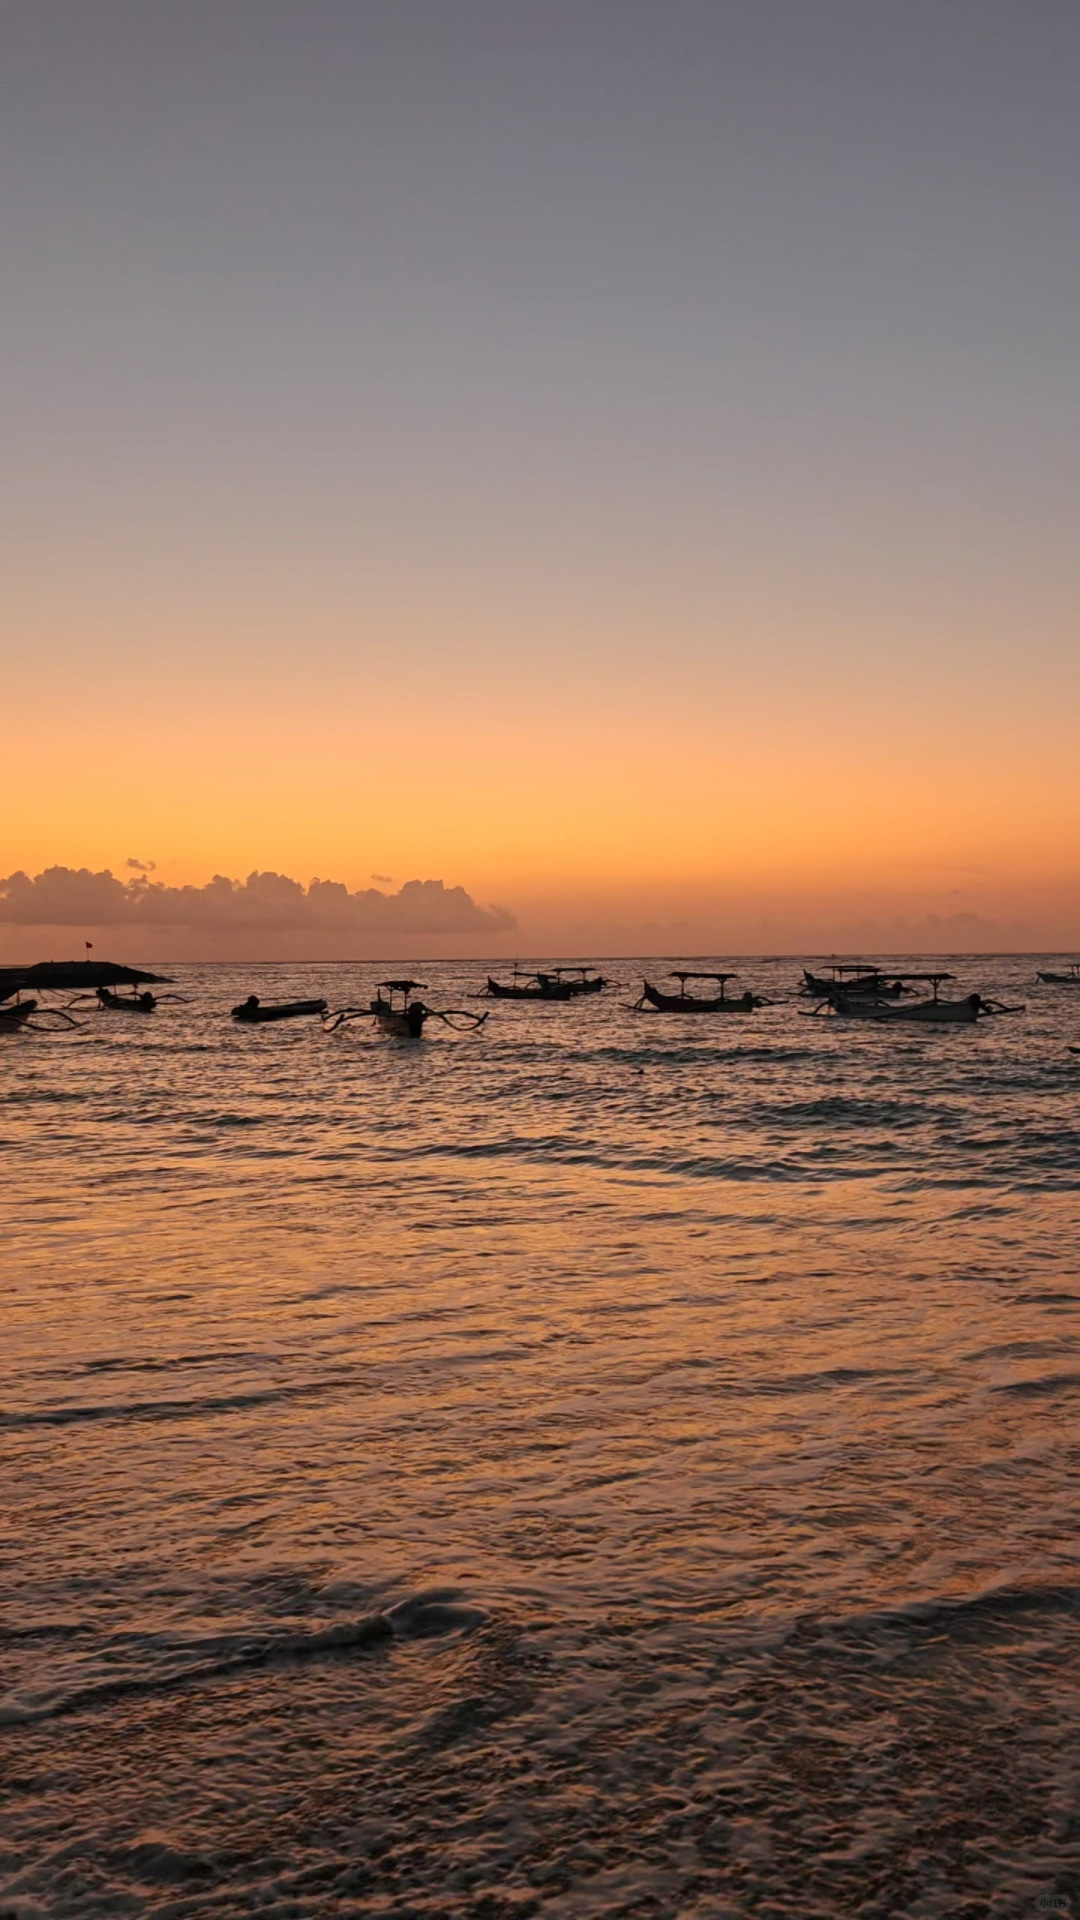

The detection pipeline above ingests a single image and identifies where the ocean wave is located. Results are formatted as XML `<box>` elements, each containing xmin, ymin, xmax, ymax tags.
<box><xmin>990</xmin><ymin>1370</ymin><xmax>1080</xmax><ymax>1398</ymax></box>
<box><xmin>0</xmin><ymin>1372</ymin><xmax>358</xmax><ymax>1430</ymax></box>
<box><xmin>813</xmin><ymin>1578</ymin><xmax>1080</xmax><ymax>1645</ymax></box>
<box><xmin>0</xmin><ymin>1593</ymin><xmax>487</xmax><ymax>1726</ymax></box>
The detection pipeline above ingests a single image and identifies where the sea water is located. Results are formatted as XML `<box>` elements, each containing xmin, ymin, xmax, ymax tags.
<box><xmin>1</xmin><ymin>957</ymin><xmax>1078</xmax><ymax>1918</ymax></box>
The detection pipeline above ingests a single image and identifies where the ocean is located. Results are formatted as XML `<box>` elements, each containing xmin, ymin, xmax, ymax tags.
<box><xmin>2</xmin><ymin>956</ymin><xmax>1078</xmax><ymax>1918</ymax></box>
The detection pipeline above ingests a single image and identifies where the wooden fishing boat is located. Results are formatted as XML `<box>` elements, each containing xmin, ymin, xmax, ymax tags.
<box><xmin>802</xmin><ymin>964</ymin><xmax>907</xmax><ymax>1000</ymax></box>
<box><xmin>485</xmin><ymin>970</ymin><xmax>573</xmax><ymax>1001</ymax></box>
<box><xmin>370</xmin><ymin>981</ymin><xmax>429</xmax><ymax>1037</ymax></box>
<box><xmin>1036</xmin><ymin>963</ymin><xmax>1080</xmax><ymax>984</ymax></box>
<box><xmin>636</xmin><ymin>971</ymin><xmax>763</xmax><ymax>1013</ymax></box>
<box><xmin>535</xmin><ymin>967</ymin><xmax>607</xmax><ymax>996</ymax></box>
<box><xmin>232</xmin><ymin>995</ymin><xmax>329</xmax><ymax>1024</ymax></box>
<box><xmin>0</xmin><ymin>998</ymin><xmax>36</xmax><ymax>1031</ymax></box>
<box><xmin>828</xmin><ymin>974</ymin><xmax>1022</xmax><ymax>1024</ymax></box>
<box><xmin>96</xmin><ymin>986</ymin><xmax>157</xmax><ymax>1012</ymax></box>
<box><xmin>324</xmin><ymin>981</ymin><xmax>488</xmax><ymax>1038</ymax></box>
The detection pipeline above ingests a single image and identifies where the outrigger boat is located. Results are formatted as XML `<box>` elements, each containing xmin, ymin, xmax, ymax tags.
<box><xmin>232</xmin><ymin>995</ymin><xmax>329</xmax><ymax>1024</ymax></box>
<box><xmin>817</xmin><ymin>973</ymin><xmax>1023</xmax><ymax>1024</ymax></box>
<box><xmin>1036</xmin><ymin>963</ymin><xmax>1080</xmax><ymax>985</ymax></box>
<box><xmin>535</xmin><ymin>966</ymin><xmax>608</xmax><ymax>997</ymax></box>
<box><xmin>70</xmin><ymin>980</ymin><xmax>189</xmax><ymax>1015</ymax></box>
<box><xmin>95</xmin><ymin>986</ymin><xmax>158</xmax><ymax>1012</ymax></box>
<box><xmin>634</xmin><ymin>971</ymin><xmax>764</xmax><ymax>1013</ymax></box>
<box><xmin>484</xmin><ymin>968</ymin><xmax>574</xmax><ymax>1001</ymax></box>
<box><xmin>371</xmin><ymin>980</ymin><xmax>429</xmax><ymax>1037</ymax></box>
<box><xmin>0</xmin><ymin>990</ymin><xmax>80</xmax><ymax>1035</ymax></box>
<box><xmin>324</xmin><ymin>980</ymin><xmax>488</xmax><ymax>1038</ymax></box>
<box><xmin>802</xmin><ymin>963</ymin><xmax>908</xmax><ymax>1000</ymax></box>
<box><xmin>0</xmin><ymin>998</ymin><xmax>37</xmax><ymax>1032</ymax></box>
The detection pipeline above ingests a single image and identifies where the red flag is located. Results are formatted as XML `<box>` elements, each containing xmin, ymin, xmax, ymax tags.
<box><xmin>85</xmin><ymin>941</ymin><xmax>93</xmax><ymax>953</ymax></box>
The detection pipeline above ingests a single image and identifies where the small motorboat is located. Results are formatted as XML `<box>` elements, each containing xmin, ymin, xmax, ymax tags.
<box><xmin>635</xmin><ymin>971</ymin><xmax>764</xmax><ymax>1013</ymax></box>
<box><xmin>232</xmin><ymin>995</ymin><xmax>329</xmax><ymax>1024</ymax></box>
<box><xmin>1036</xmin><ymin>963</ymin><xmax>1080</xmax><ymax>985</ymax></box>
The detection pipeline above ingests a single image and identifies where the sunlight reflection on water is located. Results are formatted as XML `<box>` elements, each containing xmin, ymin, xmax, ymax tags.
<box><xmin>2</xmin><ymin>957</ymin><xmax>1078</xmax><ymax>1915</ymax></box>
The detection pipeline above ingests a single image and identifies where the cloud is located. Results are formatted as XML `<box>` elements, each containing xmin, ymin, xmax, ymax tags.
<box><xmin>0</xmin><ymin>867</ymin><xmax>514</xmax><ymax>935</ymax></box>
<box><xmin>371</xmin><ymin>873</ymin><xmax>392</xmax><ymax>884</ymax></box>
<box><xmin>835</xmin><ymin>909</ymin><xmax>1026</xmax><ymax>952</ymax></box>
<box><xmin>126</xmin><ymin>856</ymin><xmax>157</xmax><ymax>873</ymax></box>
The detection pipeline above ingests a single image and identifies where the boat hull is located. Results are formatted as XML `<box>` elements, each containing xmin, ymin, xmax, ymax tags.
<box><xmin>641</xmin><ymin>982</ymin><xmax>759</xmax><ymax>1013</ymax></box>
<box><xmin>232</xmin><ymin>999</ymin><xmax>328</xmax><ymax>1023</ymax></box>
<box><xmin>486</xmin><ymin>977</ymin><xmax>573</xmax><ymax>1000</ymax></box>
<box><xmin>1036</xmin><ymin>971</ymin><xmax>1080</xmax><ymax>985</ymax></box>
<box><xmin>373</xmin><ymin>1006</ymin><xmax>427</xmax><ymax>1037</ymax></box>
<box><xmin>834</xmin><ymin>995</ymin><xmax>980</xmax><ymax>1024</ymax></box>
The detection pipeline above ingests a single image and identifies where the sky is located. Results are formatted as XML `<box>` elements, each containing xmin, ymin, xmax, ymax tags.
<box><xmin>4</xmin><ymin>0</ymin><xmax>1078</xmax><ymax>956</ymax></box>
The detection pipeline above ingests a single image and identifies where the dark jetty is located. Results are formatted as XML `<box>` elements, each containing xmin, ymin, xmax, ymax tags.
<box><xmin>0</xmin><ymin>961</ymin><xmax>172</xmax><ymax>1002</ymax></box>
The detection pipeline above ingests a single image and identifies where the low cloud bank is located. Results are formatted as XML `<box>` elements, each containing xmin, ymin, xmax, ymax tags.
<box><xmin>0</xmin><ymin>866</ymin><xmax>513</xmax><ymax>935</ymax></box>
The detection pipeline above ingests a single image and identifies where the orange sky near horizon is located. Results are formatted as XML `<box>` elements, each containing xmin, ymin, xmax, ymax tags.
<box><xmin>7</xmin><ymin>648</ymin><xmax>1079</xmax><ymax>954</ymax></box>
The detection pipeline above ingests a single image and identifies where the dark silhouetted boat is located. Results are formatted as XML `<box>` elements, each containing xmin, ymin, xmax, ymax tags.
<box><xmin>371</xmin><ymin>980</ymin><xmax>430</xmax><ymax>1037</ymax></box>
<box><xmin>819</xmin><ymin>973</ymin><xmax>1023</xmax><ymax>1024</ymax></box>
<box><xmin>635</xmin><ymin>971</ymin><xmax>764</xmax><ymax>1013</ymax></box>
<box><xmin>232</xmin><ymin>995</ymin><xmax>329</xmax><ymax>1024</ymax></box>
<box><xmin>95</xmin><ymin>986</ymin><xmax>158</xmax><ymax>1013</ymax></box>
<box><xmin>0</xmin><ymin>998</ymin><xmax>37</xmax><ymax>1032</ymax></box>
<box><xmin>1036</xmin><ymin>963</ymin><xmax>1080</xmax><ymax>985</ymax></box>
<box><xmin>484</xmin><ymin>969</ymin><xmax>574</xmax><ymax>1001</ymax></box>
<box><xmin>802</xmin><ymin>964</ymin><xmax>907</xmax><ymax>1000</ymax></box>
<box><xmin>535</xmin><ymin>966</ymin><xmax>608</xmax><ymax>996</ymax></box>
<box><xmin>324</xmin><ymin>981</ymin><xmax>488</xmax><ymax>1038</ymax></box>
